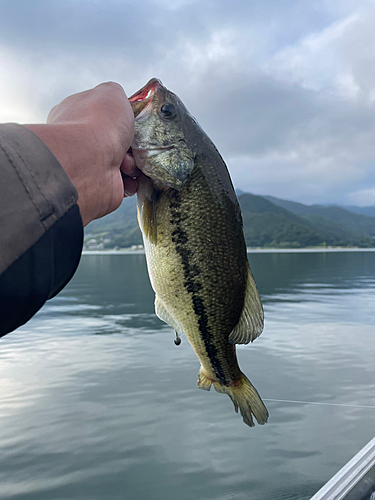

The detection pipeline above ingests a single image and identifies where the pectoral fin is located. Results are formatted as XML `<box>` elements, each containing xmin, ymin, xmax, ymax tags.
<box><xmin>228</xmin><ymin>266</ymin><xmax>264</xmax><ymax>345</ymax></box>
<box><xmin>137</xmin><ymin>188</ymin><xmax>158</xmax><ymax>244</ymax></box>
<box><xmin>155</xmin><ymin>295</ymin><xmax>183</xmax><ymax>336</ymax></box>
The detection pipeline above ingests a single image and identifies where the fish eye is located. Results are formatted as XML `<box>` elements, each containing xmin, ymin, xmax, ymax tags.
<box><xmin>160</xmin><ymin>103</ymin><xmax>176</xmax><ymax>120</ymax></box>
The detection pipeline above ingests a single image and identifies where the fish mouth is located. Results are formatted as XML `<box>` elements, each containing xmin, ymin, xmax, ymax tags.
<box><xmin>130</xmin><ymin>78</ymin><xmax>173</xmax><ymax>153</ymax></box>
<box><xmin>129</xmin><ymin>78</ymin><xmax>187</xmax><ymax>191</ymax></box>
<box><xmin>129</xmin><ymin>78</ymin><xmax>162</xmax><ymax>118</ymax></box>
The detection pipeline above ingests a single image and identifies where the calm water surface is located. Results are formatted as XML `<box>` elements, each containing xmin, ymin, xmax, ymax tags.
<box><xmin>0</xmin><ymin>251</ymin><xmax>374</xmax><ymax>500</ymax></box>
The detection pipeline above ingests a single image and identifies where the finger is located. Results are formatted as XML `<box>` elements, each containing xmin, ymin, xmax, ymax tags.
<box><xmin>123</xmin><ymin>175</ymin><xmax>138</xmax><ymax>197</ymax></box>
<box><xmin>120</xmin><ymin>152</ymin><xmax>140</xmax><ymax>177</ymax></box>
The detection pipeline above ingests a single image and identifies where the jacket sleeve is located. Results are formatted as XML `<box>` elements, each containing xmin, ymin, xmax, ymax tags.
<box><xmin>0</xmin><ymin>124</ymin><xmax>84</xmax><ymax>337</ymax></box>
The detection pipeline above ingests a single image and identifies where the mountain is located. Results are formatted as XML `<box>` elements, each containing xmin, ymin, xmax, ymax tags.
<box><xmin>294</xmin><ymin>214</ymin><xmax>372</xmax><ymax>247</ymax></box>
<box><xmin>238</xmin><ymin>193</ymin><xmax>373</xmax><ymax>248</ymax></box>
<box><xmin>238</xmin><ymin>193</ymin><xmax>323</xmax><ymax>247</ymax></box>
<box><xmin>85</xmin><ymin>196</ymin><xmax>142</xmax><ymax>249</ymax></box>
<box><xmin>264</xmin><ymin>195</ymin><xmax>375</xmax><ymax>238</ymax></box>
<box><xmin>84</xmin><ymin>192</ymin><xmax>375</xmax><ymax>249</ymax></box>
<box><xmin>342</xmin><ymin>205</ymin><xmax>375</xmax><ymax>218</ymax></box>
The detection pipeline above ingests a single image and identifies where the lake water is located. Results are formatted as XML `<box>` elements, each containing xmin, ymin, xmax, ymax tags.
<box><xmin>0</xmin><ymin>250</ymin><xmax>374</xmax><ymax>500</ymax></box>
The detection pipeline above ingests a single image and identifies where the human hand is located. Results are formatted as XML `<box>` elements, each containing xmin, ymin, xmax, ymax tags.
<box><xmin>25</xmin><ymin>82</ymin><xmax>139</xmax><ymax>226</ymax></box>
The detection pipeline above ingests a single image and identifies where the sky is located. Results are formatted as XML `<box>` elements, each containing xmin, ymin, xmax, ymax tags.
<box><xmin>1</xmin><ymin>0</ymin><xmax>375</xmax><ymax>206</ymax></box>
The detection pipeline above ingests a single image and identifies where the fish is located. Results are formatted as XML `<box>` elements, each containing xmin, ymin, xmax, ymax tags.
<box><xmin>129</xmin><ymin>78</ymin><xmax>268</xmax><ymax>427</ymax></box>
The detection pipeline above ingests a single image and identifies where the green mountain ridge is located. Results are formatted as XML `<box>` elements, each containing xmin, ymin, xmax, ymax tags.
<box><xmin>264</xmin><ymin>195</ymin><xmax>375</xmax><ymax>238</ymax></box>
<box><xmin>85</xmin><ymin>197</ymin><xmax>142</xmax><ymax>248</ymax></box>
<box><xmin>84</xmin><ymin>192</ymin><xmax>375</xmax><ymax>249</ymax></box>
<box><xmin>238</xmin><ymin>193</ymin><xmax>323</xmax><ymax>248</ymax></box>
<box><xmin>342</xmin><ymin>205</ymin><xmax>375</xmax><ymax>218</ymax></box>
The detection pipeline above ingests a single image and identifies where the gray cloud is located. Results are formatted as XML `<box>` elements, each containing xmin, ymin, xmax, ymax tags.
<box><xmin>1</xmin><ymin>0</ymin><xmax>375</xmax><ymax>205</ymax></box>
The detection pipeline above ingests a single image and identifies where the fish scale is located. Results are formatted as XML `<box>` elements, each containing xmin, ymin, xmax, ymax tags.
<box><xmin>130</xmin><ymin>78</ymin><xmax>268</xmax><ymax>427</ymax></box>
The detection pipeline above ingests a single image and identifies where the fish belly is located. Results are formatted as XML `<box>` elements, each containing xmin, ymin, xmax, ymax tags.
<box><xmin>137</xmin><ymin>166</ymin><xmax>268</xmax><ymax>426</ymax></box>
<box><xmin>138</xmin><ymin>166</ymin><xmax>246</xmax><ymax>382</ymax></box>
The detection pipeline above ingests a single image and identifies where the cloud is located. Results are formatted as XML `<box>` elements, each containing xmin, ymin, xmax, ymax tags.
<box><xmin>0</xmin><ymin>43</ymin><xmax>150</xmax><ymax>122</ymax></box>
<box><xmin>263</xmin><ymin>2</ymin><xmax>375</xmax><ymax>102</ymax></box>
<box><xmin>349</xmin><ymin>187</ymin><xmax>375</xmax><ymax>206</ymax></box>
<box><xmin>1</xmin><ymin>0</ymin><xmax>375</xmax><ymax>205</ymax></box>
<box><xmin>263</xmin><ymin>13</ymin><xmax>361</xmax><ymax>97</ymax></box>
<box><xmin>163</xmin><ymin>48</ymin><xmax>375</xmax><ymax>204</ymax></box>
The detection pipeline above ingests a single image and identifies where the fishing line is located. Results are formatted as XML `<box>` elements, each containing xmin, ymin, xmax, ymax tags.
<box><xmin>263</xmin><ymin>398</ymin><xmax>375</xmax><ymax>409</ymax></box>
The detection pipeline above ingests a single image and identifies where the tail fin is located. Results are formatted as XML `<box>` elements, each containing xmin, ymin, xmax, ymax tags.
<box><xmin>198</xmin><ymin>369</ymin><xmax>268</xmax><ymax>427</ymax></box>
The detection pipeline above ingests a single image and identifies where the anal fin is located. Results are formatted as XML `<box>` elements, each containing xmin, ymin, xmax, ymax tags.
<box><xmin>197</xmin><ymin>367</ymin><xmax>212</xmax><ymax>391</ymax></box>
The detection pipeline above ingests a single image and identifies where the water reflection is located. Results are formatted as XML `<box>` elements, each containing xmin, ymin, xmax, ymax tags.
<box><xmin>0</xmin><ymin>251</ymin><xmax>374</xmax><ymax>500</ymax></box>
<box><xmin>250</xmin><ymin>251</ymin><xmax>375</xmax><ymax>295</ymax></box>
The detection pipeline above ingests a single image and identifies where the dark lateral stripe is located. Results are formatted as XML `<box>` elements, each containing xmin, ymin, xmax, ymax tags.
<box><xmin>169</xmin><ymin>193</ymin><xmax>226</xmax><ymax>384</ymax></box>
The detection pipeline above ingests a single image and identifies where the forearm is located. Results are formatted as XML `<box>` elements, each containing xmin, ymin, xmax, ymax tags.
<box><xmin>24</xmin><ymin>123</ymin><xmax>102</xmax><ymax>226</ymax></box>
<box><xmin>0</xmin><ymin>82</ymin><xmax>137</xmax><ymax>337</ymax></box>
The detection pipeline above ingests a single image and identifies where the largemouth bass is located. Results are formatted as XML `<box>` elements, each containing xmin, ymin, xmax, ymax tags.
<box><xmin>129</xmin><ymin>79</ymin><xmax>268</xmax><ymax>427</ymax></box>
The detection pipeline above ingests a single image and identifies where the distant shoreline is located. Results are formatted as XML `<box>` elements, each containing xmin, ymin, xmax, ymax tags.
<box><xmin>82</xmin><ymin>247</ymin><xmax>375</xmax><ymax>255</ymax></box>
